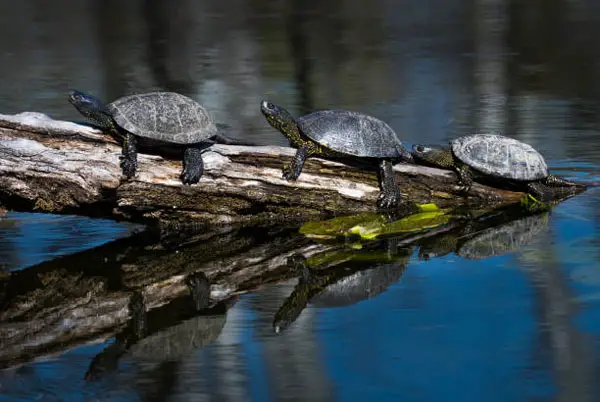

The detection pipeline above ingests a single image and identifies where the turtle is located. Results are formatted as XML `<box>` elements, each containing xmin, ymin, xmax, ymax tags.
<box><xmin>411</xmin><ymin>133</ymin><xmax>586</xmax><ymax>200</ymax></box>
<box><xmin>84</xmin><ymin>272</ymin><xmax>227</xmax><ymax>380</ymax></box>
<box><xmin>260</xmin><ymin>101</ymin><xmax>414</xmax><ymax>209</ymax></box>
<box><xmin>69</xmin><ymin>90</ymin><xmax>249</xmax><ymax>185</ymax></box>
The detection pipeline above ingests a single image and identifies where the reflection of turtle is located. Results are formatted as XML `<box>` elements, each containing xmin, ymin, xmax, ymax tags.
<box><xmin>273</xmin><ymin>245</ymin><xmax>410</xmax><ymax>333</ymax></box>
<box><xmin>69</xmin><ymin>90</ymin><xmax>249</xmax><ymax>184</ymax></box>
<box><xmin>260</xmin><ymin>101</ymin><xmax>414</xmax><ymax>208</ymax></box>
<box><xmin>412</xmin><ymin>134</ymin><xmax>585</xmax><ymax>200</ymax></box>
<box><xmin>419</xmin><ymin>212</ymin><xmax>549</xmax><ymax>261</ymax></box>
<box><xmin>85</xmin><ymin>272</ymin><xmax>224</xmax><ymax>380</ymax></box>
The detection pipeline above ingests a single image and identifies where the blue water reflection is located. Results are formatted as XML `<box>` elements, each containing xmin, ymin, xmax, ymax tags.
<box><xmin>0</xmin><ymin>212</ymin><xmax>142</xmax><ymax>271</ymax></box>
<box><xmin>1</xmin><ymin>0</ymin><xmax>600</xmax><ymax>400</ymax></box>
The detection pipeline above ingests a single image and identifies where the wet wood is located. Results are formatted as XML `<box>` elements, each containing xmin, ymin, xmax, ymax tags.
<box><xmin>0</xmin><ymin>112</ymin><xmax>561</xmax><ymax>226</ymax></box>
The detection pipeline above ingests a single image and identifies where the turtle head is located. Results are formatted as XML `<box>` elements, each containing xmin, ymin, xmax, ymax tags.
<box><xmin>411</xmin><ymin>144</ymin><xmax>455</xmax><ymax>169</ymax></box>
<box><xmin>68</xmin><ymin>90</ymin><xmax>113</xmax><ymax>130</ymax></box>
<box><xmin>261</xmin><ymin>101</ymin><xmax>303</xmax><ymax>147</ymax></box>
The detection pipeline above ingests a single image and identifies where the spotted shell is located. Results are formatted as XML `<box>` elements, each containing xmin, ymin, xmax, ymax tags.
<box><xmin>297</xmin><ymin>110</ymin><xmax>407</xmax><ymax>158</ymax></box>
<box><xmin>451</xmin><ymin>134</ymin><xmax>549</xmax><ymax>181</ymax></box>
<box><xmin>108</xmin><ymin>92</ymin><xmax>217</xmax><ymax>144</ymax></box>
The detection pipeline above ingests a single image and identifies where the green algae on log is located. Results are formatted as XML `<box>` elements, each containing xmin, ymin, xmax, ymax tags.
<box><xmin>0</xmin><ymin>112</ymin><xmax>582</xmax><ymax>226</ymax></box>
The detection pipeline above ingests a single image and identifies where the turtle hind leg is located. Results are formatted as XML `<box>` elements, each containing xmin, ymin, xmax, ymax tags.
<box><xmin>283</xmin><ymin>142</ymin><xmax>319</xmax><ymax>181</ymax></box>
<box><xmin>528</xmin><ymin>175</ymin><xmax>586</xmax><ymax>203</ymax></box>
<box><xmin>185</xmin><ymin>272</ymin><xmax>211</xmax><ymax>311</ymax></box>
<box><xmin>120</xmin><ymin>133</ymin><xmax>139</xmax><ymax>179</ymax></box>
<box><xmin>376</xmin><ymin>159</ymin><xmax>402</xmax><ymax>209</ymax></box>
<box><xmin>181</xmin><ymin>143</ymin><xmax>211</xmax><ymax>185</ymax></box>
<box><xmin>526</xmin><ymin>181</ymin><xmax>558</xmax><ymax>203</ymax></box>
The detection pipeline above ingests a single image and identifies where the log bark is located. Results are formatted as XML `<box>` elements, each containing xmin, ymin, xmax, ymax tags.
<box><xmin>0</xmin><ymin>111</ymin><xmax>569</xmax><ymax>226</ymax></box>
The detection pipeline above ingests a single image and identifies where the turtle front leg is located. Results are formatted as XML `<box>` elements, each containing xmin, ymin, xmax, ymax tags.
<box><xmin>377</xmin><ymin>159</ymin><xmax>402</xmax><ymax>209</ymax></box>
<box><xmin>455</xmin><ymin>163</ymin><xmax>474</xmax><ymax>194</ymax></box>
<box><xmin>127</xmin><ymin>291</ymin><xmax>148</xmax><ymax>343</ymax></box>
<box><xmin>185</xmin><ymin>272</ymin><xmax>211</xmax><ymax>311</ymax></box>
<box><xmin>181</xmin><ymin>143</ymin><xmax>211</xmax><ymax>185</ymax></box>
<box><xmin>85</xmin><ymin>291</ymin><xmax>146</xmax><ymax>381</ymax></box>
<box><xmin>120</xmin><ymin>133</ymin><xmax>138</xmax><ymax>179</ymax></box>
<box><xmin>283</xmin><ymin>142</ymin><xmax>318</xmax><ymax>181</ymax></box>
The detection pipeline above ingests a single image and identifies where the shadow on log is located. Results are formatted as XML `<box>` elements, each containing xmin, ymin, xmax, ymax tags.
<box><xmin>0</xmin><ymin>112</ymin><xmax>581</xmax><ymax>226</ymax></box>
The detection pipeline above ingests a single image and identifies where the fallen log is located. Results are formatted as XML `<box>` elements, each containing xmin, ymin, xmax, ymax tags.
<box><xmin>0</xmin><ymin>111</ymin><xmax>569</xmax><ymax>226</ymax></box>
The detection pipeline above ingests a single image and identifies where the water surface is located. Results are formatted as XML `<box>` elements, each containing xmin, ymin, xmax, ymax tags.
<box><xmin>1</xmin><ymin>1</ymin><xmax>600</xmax><ymax>401</ymax></box>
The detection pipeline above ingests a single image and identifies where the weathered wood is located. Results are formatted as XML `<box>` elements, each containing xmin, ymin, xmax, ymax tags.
<box><xmin>0</xmin><ymin>111</ymin><xmax>563</xmax><ymax>226</ymax></box>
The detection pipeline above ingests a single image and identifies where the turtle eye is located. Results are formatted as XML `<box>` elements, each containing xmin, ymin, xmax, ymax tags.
<box><xmin>416</xmin><ymin>145</ymin><xmax>425</xmax><ymax>152</ymax></box>
<box><xmin>267</xmin><ymin>102</ymin><xmax>274</xmax><ymax>110</ymax></box>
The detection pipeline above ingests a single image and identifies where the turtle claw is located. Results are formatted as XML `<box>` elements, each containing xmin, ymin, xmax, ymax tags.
<box><xmin>286</xmin><ymin>253</ymin><xmax>307</xmax><ymax>269</ymax></box>
<box><xmin>377</xmin><ymin>190</ymin><xmax>401</xmax><ymax>209</ymax></box>
<box><xmin>185</xmin><ymin>272</ymin><xmax>211</xmax><ymax>311</ymax></box>
<box><xmin>128</xmin><ymin>291</ymin><xmax>147</xmax><ymax>341</ymax></box>
<box><xmin>180</xmin><ymin>167</ymin><xmax>202</xmax><ymax>185</ymax></box>
<box><xmin>120</xmin><ymin>156</ymin><xmax>137</xmax><ymax>179</ymax></box>
<box><xmin>282</xmin><ymin>165</ymin><xmax>299</xmax><ymax>181</ymax></box>
<box><xmin>181</xmin><ymin>148</ymin><xmax>204</xmax><ymax>185</ymax></box>
<box><xmin>129</xmin><ymin>292</ymin><xmax>145</xmax><ymax>315</ymax></box>
<box><xmin>457</xmin><ymin>184</ymin><xmax>471</xmax><ymax>196</ymax></box>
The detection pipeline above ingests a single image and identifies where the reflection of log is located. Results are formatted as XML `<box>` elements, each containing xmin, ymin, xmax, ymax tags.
<box><xmin>0</xmin><ymin>226</ymin><xmax>315</xmax><ymax>369</ymax></box>
<box><xmin>0</xmin><ymin>112</ymin><xmax>557</xmax><ymax>226</ymax></box>
<box><xmin>0</xmin><ymin>200</ymin><xmax>554</xmax><ymax>369</ymax></box>
<box><xmin>0</xmin><ymin>206</ymin><xmax>469</xmax><ymax>370</ymax></box>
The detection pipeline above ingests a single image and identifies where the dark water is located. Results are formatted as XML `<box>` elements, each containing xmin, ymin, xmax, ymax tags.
<box><xmin>2</xmin><ymin>1</ymin><xmax>600</xmax><ymax>401</ymax></box>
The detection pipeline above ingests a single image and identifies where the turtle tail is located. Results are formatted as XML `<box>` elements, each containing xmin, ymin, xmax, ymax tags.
<box><xmin>211</xmin><ymin>131</ymin><xmax>257</xmax><ymax>147</ymax></box>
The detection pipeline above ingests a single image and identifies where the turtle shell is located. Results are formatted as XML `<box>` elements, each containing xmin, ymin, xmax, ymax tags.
<box><xmin>128</xmin><ymin>313</ymin><xmax>226</xmax><ymax>361</ymax></box>
<box><xmin>457</xmin><ymin>212</ymin><xmax>549</xmax><ymax>260</ymax></box>
<box><xmin>297</xmin><ymin>110</ymin><xmax>406</xmax><ymax>158</ymax></box>
<box><xmin>108</xmin><ymin>92</ymin><xmax>218</xmax><ymax>144</ymax></box>
<box><xmin>451</xmin><ymin>134</ymin><xmax>548</xmax><ymax>181</ymax></box>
